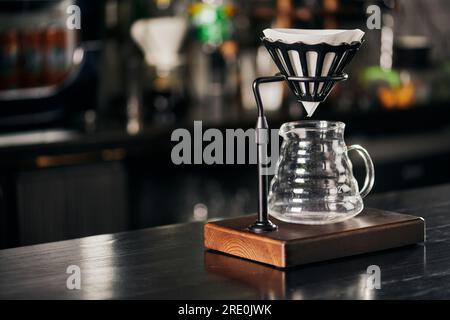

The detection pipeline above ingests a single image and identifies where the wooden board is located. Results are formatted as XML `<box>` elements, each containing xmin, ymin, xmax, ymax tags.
<box><xmin>204</xmin><ymin>208</ymin><xmax>425</xmax><ymax>268</ymax></box>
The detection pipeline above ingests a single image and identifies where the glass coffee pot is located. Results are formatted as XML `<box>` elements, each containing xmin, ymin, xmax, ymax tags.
<box><xmin>268</xmin><ymin>121</ymin><xmax>374</xmax><ymax>225</ymax></box>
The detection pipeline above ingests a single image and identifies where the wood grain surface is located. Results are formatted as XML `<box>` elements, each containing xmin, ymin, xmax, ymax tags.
<box><xmin>204</xmin><ymin>208</ymin><xmax>425</xmax><ymax>267</ymax></box>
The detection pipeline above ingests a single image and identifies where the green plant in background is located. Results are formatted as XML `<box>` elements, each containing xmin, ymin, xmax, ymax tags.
<box><xmin>362</xmin><ymin>66</ymin><xmax>401</xmax><ymax>88</ymax></box>
<box><xmin>189</xmin><ymin>2</ymin><xmax>234</xmax><ymax>46</ymax></box>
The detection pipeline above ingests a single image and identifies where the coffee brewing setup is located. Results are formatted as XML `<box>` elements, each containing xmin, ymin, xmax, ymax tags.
<box><xmin>204</xmin><ymin>29</ymin><xmax>425</xmax><ymax>268</ymax></box>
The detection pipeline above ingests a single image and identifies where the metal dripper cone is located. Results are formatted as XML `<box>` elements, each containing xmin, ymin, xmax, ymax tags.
<box><xmin>262</xmin><ymin>29</ymin><xmax>363</xmax><ymax>116</ymax></box>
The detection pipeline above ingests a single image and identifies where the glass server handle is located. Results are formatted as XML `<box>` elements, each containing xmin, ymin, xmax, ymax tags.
<box><xmin>348</xmin><ymin>144</ymin><xmax>375</xmax><ymax>198</ymax></box>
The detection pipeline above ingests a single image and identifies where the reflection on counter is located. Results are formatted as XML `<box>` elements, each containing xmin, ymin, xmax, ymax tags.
<box><xmin>204</xmin><ymin>244</ymin><xmax>426</xmax><ymax>300</ymax></box>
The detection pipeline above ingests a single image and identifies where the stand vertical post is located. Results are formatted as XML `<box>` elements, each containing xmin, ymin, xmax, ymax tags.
<box><xmin>248</xmin><ymin>75</ymin><xmax>284</xmax><ymax>233</ymax></box>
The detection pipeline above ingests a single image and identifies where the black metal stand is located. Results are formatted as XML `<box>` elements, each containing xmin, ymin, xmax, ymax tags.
<box><xmin>248</xmin><ymin>37</ymin><xmax>362</xmax><ymax>233</ymax></box>
<box><xmin>248</xmin><ymin>75</ymin><xmax>284</xmax><ymax>233</ymax></box>
<box><xmin>247</xmin><ymin>73</ymin><xmax>349</xmax><ymax>233</ymax></box>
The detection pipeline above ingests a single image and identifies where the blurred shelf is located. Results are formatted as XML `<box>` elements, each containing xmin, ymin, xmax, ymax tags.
<box><xmin>0</xmin><ymin>101</ymin><xmax>449</xmax><ymax>168</ymax></box>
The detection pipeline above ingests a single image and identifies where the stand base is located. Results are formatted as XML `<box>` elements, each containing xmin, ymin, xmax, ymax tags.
<box><xmin>204</xmin><ymin>208</ymin><xmax>425</xmax><ymax>268</ymax></box>
<box><xmin>248</xmin><ymin>220</ymin><xmax>278</xmax><ymax>233</ymax></box>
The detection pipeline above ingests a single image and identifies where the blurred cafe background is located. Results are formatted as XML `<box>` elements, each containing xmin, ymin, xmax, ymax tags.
<box><xmin>1</xmin><ymin>0</ymin><xmax>450</xmax><ymax>249</ymax></box>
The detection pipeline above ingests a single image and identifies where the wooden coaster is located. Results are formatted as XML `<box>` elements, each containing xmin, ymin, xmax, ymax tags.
<box><xmin>204</xmin><ymin>208</ymin><xmax>425</xmax><ymax>268</ymax></box>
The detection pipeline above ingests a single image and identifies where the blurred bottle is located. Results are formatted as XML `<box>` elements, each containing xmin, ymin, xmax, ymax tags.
<box><xmin>21</xmin><ymin>28</ymin><xmax>44</xmax><ymax>88</ymax></box>
<box><xmin>0</xmin><ymin>29</ymin><xmax>19</xmax><ymax>90</ymax></box>
<box><xmin>240</xmin><ymin>45</ymin><xmax>283</xmax><ymax>112</ymax></box>
<box><xmin>188</xmin><ymin>0</ymin><xmax>237</xmax><ymax>122</ymax></box>
<box><xmin>43</xmin><ymin>26</ymin><xmax>71</xmax><ymax>85</ymax></box>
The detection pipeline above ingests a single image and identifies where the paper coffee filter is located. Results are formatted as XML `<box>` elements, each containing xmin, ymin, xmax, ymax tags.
<box><xmin>263</xmin><ymin>29</ymin><xmax>364</xmax><ymax>117</ymax></box>
<box><xmin>263</xmin><ymin>29</ymin><xmax>364</xmax><ymax>46</ymax></box>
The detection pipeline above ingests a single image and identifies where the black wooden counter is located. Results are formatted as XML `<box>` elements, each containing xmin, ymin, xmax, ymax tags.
<box><xmin>1</xmin><ymin>183</ymin><xmax>450</xmax><ymax>299</ymax></box>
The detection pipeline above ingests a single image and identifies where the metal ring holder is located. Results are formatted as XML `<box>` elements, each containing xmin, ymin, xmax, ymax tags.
<box><xmin>248</xmin><ymin>38</ymin><xmax>362</xmax><ymax>233</ymax></box>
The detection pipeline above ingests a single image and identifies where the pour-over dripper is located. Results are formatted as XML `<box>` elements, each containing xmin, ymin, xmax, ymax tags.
<box><xmin>248</xmin><ymin>29</ymin><xmax>365</xmax><ymax>232</ymax></box>
<box><xmin>131</xmin><ymin>17</ymin><xmax>187</xmax><ymax>75</ymax></box>
<box><xmin>262</xmin><ymin>29</ymin><xmax>364</xmax><ymax>116</ymax></box>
